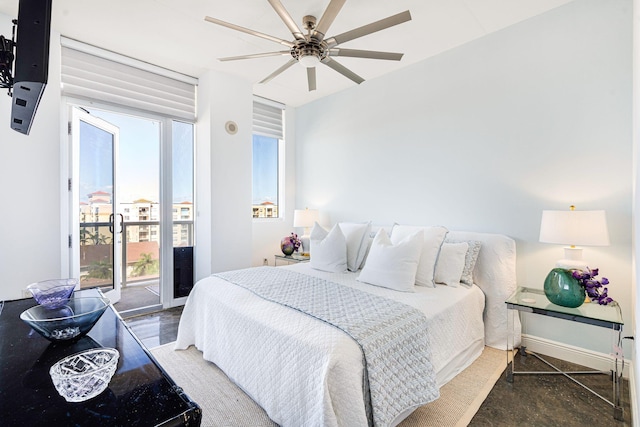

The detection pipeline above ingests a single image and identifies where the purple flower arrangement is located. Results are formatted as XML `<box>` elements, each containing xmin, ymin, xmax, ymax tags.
<box><xmin>289</xmin><ymin>233</ymin><xmax>302</xmax><ymax>252</ymax></box>
<box><xmin>571</xmin><ymin>268</ymin><xmax>613</xmax><ymax>305</ymax></box>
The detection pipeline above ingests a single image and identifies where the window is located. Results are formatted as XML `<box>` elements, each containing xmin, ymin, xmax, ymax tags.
<box><xmin>252</xmin><ymin>135</ymin><xmax>279</xmax><ymax>218</ymax></box>
<box><xmin>252</xmin><ymin>98</ymin><xmax>284</xmax><ymax>218</ymax></box>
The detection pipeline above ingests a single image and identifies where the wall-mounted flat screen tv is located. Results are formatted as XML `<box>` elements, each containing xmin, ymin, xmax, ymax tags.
<box><xmin>3</xmin><ymin>0</ymin><xmax>52</xmax><ymax>135</ymax></box>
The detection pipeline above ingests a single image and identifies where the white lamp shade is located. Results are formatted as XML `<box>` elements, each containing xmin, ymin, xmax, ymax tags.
<box><xmin>539</xmin><ymin>209</ymin><xmax>609</xmax><ymax>246</ymax></box>
<box><xmin>293</xmin><ymin>209</ymin><xmax>319</xmax><ymax>229</ymax></box>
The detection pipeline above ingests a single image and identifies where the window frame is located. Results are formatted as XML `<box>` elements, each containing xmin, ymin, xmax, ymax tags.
<box><xmin>252</xmin><ymin>97</ymin><xmax>285</xmax><ymax>221</ymax></box>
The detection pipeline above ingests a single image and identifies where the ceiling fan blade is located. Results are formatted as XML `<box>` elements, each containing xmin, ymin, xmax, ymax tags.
<box><xmin>329</xmin><ymin>48</ymin><xmax>403</xmax><ymax>61</ymax></box>
<box><xmin>219</xmin><ymin>51</ymin><xmax>291</xmax><ymax>61</ymax></box>
<box><xmin>259</xmin><ymin>59</ymin><xmax>297</xmax><ymax>84</ymax></box>
<box><xmin>322</xmin><ymin>58</ymin><xmax>364</xmax><ymax>84</ymax></box>
<box><xmin>268</xmin><ymin>0</ymin><xmax>305</xmax><ymax>40</ymax></box>
<box><xmin>307</xmin><ymin>67</ymin><xmax>317</xmax><ymax>92</ymax></box>
<box><xmin>325</xmin><ymin>10</ymin><xmax>412</xmax><ymax>48</ymax></box>
<box><xmin>312</xmin><ymin>0</ymin><xmax>346</xmax><ymax>41</ymax></box>
<box><xmin>204</xmin><ymin>16</ymin><xmax>295</xmax><ymax>48</ymax></box>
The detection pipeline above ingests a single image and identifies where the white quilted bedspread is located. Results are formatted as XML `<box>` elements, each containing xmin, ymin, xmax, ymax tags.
<box><xmin>175</xmin><ymin>264</ymin><xmax>485</xmax><ymax>427</ymax></box>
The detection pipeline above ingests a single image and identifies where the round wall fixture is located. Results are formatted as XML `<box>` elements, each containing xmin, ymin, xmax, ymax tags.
<box><xmin>225</xmin><ymin>121</ymin><xmax>238</xmax><ymax>135</ymax></box>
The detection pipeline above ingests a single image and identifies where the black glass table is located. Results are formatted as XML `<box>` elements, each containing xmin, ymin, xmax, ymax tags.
<box><xmin>0</xmin><ymin>289</ymin><xmax>201</xmax><ymax>426</ymax></box>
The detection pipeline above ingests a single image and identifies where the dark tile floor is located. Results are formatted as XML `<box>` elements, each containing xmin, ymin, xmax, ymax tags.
<box><xmin>124</xmin><ymin>306</ymin><xmax>183</xmax><ymax>349</ymax></box>
<box><xmin>470</xmin><ymin>351</ymin><xmax>631</xmax><ymax>426</ymax></box>
<box><xmin>125</xmin><ymin>307</ymin><xmax>633</xmax><ymax>426</ymax></box>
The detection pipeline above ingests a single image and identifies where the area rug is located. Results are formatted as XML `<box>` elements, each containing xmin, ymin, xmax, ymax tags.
<box><xmin>150</xmin><ymin>344</ymin><xmax>506</xmax><ymax>427</ymax></box>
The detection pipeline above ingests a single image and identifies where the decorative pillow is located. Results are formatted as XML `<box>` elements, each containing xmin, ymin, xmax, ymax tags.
<box><xmin>390</xmin><ymin>225</ymin><xmax>448</xmax><ymax>288</ymax></box>
<box><xmin>357</xmin><ymin>228</ymin><xmax>424</xmax><ymax>292</ymax></box>
<box><xmin>434</xmin><ymin>242</ymin><xmax>469</xmax><ymax>287</ymax></box>
<box><xmin>310</xmin><ymin>222</ymin><xmax>347</xmax><ymax>273</ymax></box>
<box><xmin>359</xmin><ymin>223</ymin><xmax>397</xmax><ymax>269</ymax></box>
<box><xmin>339</xmin><ymin>222</ymin><xmax>372</xmax><ymax>272</ymax></box>
<box><xmin>446</xmin><ymin>239</ymin><xmax>481</xmax><ymax>287</ymax></box>
<box><xmin>457</xmin><ymin>240</ymin><xmax>481</xmax><ymax>287</ymax></box>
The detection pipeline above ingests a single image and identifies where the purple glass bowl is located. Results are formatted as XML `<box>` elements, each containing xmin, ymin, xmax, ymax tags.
<box><xmin>27</xmin><ymin>279</ymin><xmax>78</xmax><ymax>308</ymax></box>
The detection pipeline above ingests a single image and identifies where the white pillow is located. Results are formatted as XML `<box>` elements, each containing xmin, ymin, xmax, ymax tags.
<box><xmin>339</xmin><ymin>221</ymin><xmax>372</xmax><ymax>272</ymax></box>
<box><xmin>446</xmin><ymin>239</ymin><xmax>482</xmax><ymax>287</ymax></box>
<box><xmin>391</xmin><ymin>225</ymin><xmax>448</xmax><ymax>288</ymax></box>
<box><xmin>357</xmin><ymin>228</ymin><xmax>424</xmax><ymax>292</ymax></box>
<box><xmin>435</xmin><ymin>242</ymin><xmax>469</xmax><ymax>287</ymax></box>
<box><xmin>359</xmin><ymin>223</ymin><xmax>397</xmax><ymax>269</ymax></box>
<box><xmin>310</xmin><ymin>223</ymin><xmax>347</xmax><ymax>273</ymax></box>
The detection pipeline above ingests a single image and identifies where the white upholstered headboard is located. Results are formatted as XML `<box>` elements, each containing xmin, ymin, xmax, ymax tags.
<box><xmin>448</xmin><ymin>231</ymin><xmax>521</xmax><ymax>350</ymax></box>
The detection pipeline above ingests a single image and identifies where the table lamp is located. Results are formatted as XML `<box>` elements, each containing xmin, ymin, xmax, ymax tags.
<box><xmin>293</xmin><ymin>208</ymin><xmax>319</xmax><ymax>256</ymax></box>
<box><xmin>539</xmin><ymin>205</ymin><xmax>609</xmax><ymax>270</ymax></box>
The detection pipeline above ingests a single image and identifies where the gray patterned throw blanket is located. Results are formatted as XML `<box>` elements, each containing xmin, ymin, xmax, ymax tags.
<box><xmin>214</xmin><ymin>267</ymin><xmax>439</xmax><ymax>427</ymax></box>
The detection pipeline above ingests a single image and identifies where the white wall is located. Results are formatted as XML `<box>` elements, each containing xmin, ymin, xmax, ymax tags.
<box><xmin>0</xmin><ymin>14</ymin><xmax>62</xmax><ymax>300</ymax></box>
<box><xmin>198</xmin><ymin>71</ymin><xmax>253</xmax><ymax>274</ymax></box>
<box><xmin>632</xmin><ymin>0</ymin><xmax>639</xmax><ymax>421</ymax></box>
<box><xmin>295</xmin><ymin>0</ymin><xmax>632</xmax><ymax>356</ymax></box>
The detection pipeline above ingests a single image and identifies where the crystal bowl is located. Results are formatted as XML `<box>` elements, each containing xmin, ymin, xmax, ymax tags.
<box><xmin>49</xmin><ymin>348</ymin><xmax>119</xmax><ymax>402</ymax></box>
<box><xmin>20</xmin><ymin>297</ymin><xmax>110</xmax><ymax>342</ymax></box>
<box><xmin>27</xmin><ymin>278</ymin><xmax>78</xmax><ymax>308</ymax></box>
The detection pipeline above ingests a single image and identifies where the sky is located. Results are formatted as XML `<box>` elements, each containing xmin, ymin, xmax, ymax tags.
<box><xmin>252</xmin><ymin>134</ymin><xmax>279</xmax><ymax>205</ymax></box>
<box><xmin>79</xmin><ymin>108</ymin><xmax>193</xmax><ymax>204</ymax></box>
<box><xmin>78</xmin><ymin>107</ymin><xmax>273</xmax><ymax>208</ymax></box>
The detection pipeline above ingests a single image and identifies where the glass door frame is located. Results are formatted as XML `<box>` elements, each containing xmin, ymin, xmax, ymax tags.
<box><xmin>70</xmin><ymin>106</ymin><xmax>122</xmax><ymax>304</ymax></box>
<box><xmin>63</xmin><ymin>98</ymin><xmax>195</xmax><ymax>310</ymax></box>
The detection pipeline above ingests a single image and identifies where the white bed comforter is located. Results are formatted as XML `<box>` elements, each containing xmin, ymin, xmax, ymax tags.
<box><xmin>175</xmin><ymin>263</ymin><xmax>485</xmax><ymax>427</ymax></box>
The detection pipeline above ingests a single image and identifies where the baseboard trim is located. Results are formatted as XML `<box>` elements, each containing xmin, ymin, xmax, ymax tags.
<box><xmin>521</xmin><ymin>334</ymin><xmax>630</xmax><ymax>378</ymax></box>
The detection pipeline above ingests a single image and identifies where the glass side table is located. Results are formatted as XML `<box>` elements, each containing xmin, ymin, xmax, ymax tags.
<box><xmin>274</xmin><ymin>254</ymin><xmax>310</xmax><ymax>266</ymax></box>
<box><xmin>505</xmin><ymin>286</ymin><xmax>624</xmax><ymax>421</ymax></box>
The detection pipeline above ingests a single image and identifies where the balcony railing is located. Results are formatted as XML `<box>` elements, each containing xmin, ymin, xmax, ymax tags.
<box><xmin>79</xmin><ymin>220</ymin><xmax>193</xmax><ymax>290</ymax></box>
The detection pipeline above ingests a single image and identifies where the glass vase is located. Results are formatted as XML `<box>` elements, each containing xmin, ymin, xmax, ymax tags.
<box><xmin>280</xmin><ymin>237</ymin><xmax>295</xmax><ymax>256</ymax></box>
<box><xmin>543</xmin><ymin>268</ymin><xmax>585</xmax><ymax>308</ymax></box>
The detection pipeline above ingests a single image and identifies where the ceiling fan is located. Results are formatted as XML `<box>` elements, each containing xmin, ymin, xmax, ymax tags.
<box><xmin>204</xmin><ymin>0</ymin><xmax>411</xmax><ymax>91</ymax></box>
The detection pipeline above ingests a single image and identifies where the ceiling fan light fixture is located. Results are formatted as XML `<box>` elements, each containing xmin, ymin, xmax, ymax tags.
<box><xmin>205</xmin><ymin>2</ymin><xmax>412</xmax><ymax>90</ymax></box>
<box><xmin>299</xmin><ymin>54</ymin><xmax>320</xmax><ymax>68</ymax></box>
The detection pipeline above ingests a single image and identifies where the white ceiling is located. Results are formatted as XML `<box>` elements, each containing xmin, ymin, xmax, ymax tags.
<box><xmin>0</xmin><ymin>0</ymin><xmax>575</xmax><ymax>107</ymax></box>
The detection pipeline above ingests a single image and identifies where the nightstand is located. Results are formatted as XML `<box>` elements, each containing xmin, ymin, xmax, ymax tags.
<box><xmin>274</xmin><ymin>254</ymin><xmax>310</xmax><ymax>266</ymax></box>
<box><xmin>505</xmin><ymin>286</ymin><xmax>624</xmax><ymax>420</ymax></box>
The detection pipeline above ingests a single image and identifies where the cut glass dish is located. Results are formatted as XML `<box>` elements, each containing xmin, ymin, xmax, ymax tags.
<box><xmin>49</xmin><ymin>348</ymin><xmax>119</xmax><ymax>402</ymax></box>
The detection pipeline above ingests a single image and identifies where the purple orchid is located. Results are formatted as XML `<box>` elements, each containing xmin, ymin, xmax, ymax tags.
<box><xmin>571</xmin><ymin>268</ymin><xmax>614</xmax><ymax>305</ymax></box>
<box><xmin>288</xmin><ymin>233</ymin><xmax>302</xmax><ymax>252</ymax></box>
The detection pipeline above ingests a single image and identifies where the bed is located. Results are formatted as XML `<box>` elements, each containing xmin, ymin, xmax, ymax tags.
<box><xmin>175</xmin><ymin>227</ymin><xmax>520</xmax><ymax>427</ymax></box>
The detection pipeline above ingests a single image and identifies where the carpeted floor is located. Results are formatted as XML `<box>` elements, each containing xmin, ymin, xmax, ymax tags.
<box><xmin>150</xmin><ymin>344</ymin><xmax>506</xmax><ymax>427</ymax></box>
